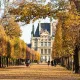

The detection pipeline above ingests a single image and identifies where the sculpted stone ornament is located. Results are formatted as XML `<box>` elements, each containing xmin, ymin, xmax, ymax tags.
<box><xmin>40</xmin><ymin>29</ymin><xmax>49</xmax><ymax>36</ymax></box>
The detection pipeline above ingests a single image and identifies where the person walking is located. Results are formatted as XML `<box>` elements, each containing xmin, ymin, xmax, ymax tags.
<box><xmin>51</xmin><ymin>60</ymin><xmax>54</xmax><ymax>66</ymax></box>
<box><xmin>48</xmin><ymin>60</ymin><xmax>50</xmax><ymax>66</ymax></box>
<box><xmin>26</xmin><ymin>59</ymin><xmax>30</xmax><ymax>67</ymax></box>
<box><xmin>54</xmin><ymin>59</ymin><xmax>56</xmax><ymax>66</ymax></box>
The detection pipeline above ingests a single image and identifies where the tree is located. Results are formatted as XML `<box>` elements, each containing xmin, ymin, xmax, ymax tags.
<box><xmin>0</xmin><ymin>25</ymin><xmax>7</xmax><ymax>67</ymax></box>
<box><xmin>34</xmin><ymin>51</ymin><xmax>40</xmax><ymax>62</ymax></box>
<box><xmin>52</xmin><ymin>20</ymin><xmax>62</xmax><ymax>59</ymax></box>
<box><xmin>8</xmin><ymin>0</ymin><xmax>79</xmax><ymax>24</ymax></box>
<box><xmin>4</xmin><ymin>0</ymin><xmax>80</xmax><ymax>70</ymax></box>
<box><xmin>13</xmin><ymin>38</ymin><xmax>20</xmax><ymax>59</ymax></box>
<box><xmin>1</xmin><ymin>16</ymin><xmax>22</xmax><ymax>38</ymax></box>
<box><xmin>52</xmin><ymin>0</ymin><xmax>80</xmax><ymax>72</ymax></box>
<box><xmin>9</xmin><ymin>2</ymin><xmax>54</xmax><ymax>23</ymax></box>
<box><xmin>6</xmin><ymin>40</ymin><xmax>11</xmax><ymax>67</ymax></box>
<box><xmin>0</xmin><ymin>15</ymin><xmax>22</xmax><ymax>66</ymax></box>
<box><xmin>20</xmin><ymin>40</ymin><xmax>26</xmax><ymax>59</ymax></box>
<box><xmin>70</xmin><ymin>0</ymin><xmax>80</xmax><ymax>11</ymax></box>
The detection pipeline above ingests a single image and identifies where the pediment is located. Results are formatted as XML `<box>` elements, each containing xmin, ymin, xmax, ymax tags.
<box><xmin>40</xmin><ymin>30</ymin><xmax>49</xmax><ymax>36</ymax></box>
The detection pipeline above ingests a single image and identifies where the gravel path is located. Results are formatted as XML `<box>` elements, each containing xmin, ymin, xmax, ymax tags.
<box><xmin>0</xmin><ymin>64</ymin><xmax>80</xmax><ymax>80</ymax></box>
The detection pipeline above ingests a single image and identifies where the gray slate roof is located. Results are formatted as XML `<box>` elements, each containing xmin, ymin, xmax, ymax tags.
<box><xmin>34</xmin><ymin>23</ymin><xmax>50</xmax><ymax>37</ymax></box>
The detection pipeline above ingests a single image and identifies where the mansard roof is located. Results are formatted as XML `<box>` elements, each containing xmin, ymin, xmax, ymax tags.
<box><xmin>34</xmin><ymin>23</ymin><xmax>50</xmax><ymax>37</ymax></box>
<box><xmin>40</xmin><ymin>23</ymin><xmax>50</xmax><ymax>34</ymax></box>
<box><xmin>40</xmin><ymin>29</ymin><xmax>49</xmax><ymax>36</ymax></box>
<box><xmin>34</xmin><ymin>24</ymin><xmax>40</xmax><ymax>37</ymax></box>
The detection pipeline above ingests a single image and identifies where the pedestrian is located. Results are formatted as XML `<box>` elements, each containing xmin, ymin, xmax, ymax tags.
<box><xmin>51</xmin><ymin>60</ymin><xmax>54</xmax><ymax>66</ymax></box>
<box><xmin>26</xmin><ymin>59</ymin><xmax>30</xmax><ymax>67</ymax></box>
<box><xmin>54</xmin><ymin>59</ymin><xmax>56</xmax><ymax>66</ymax></box>
<box><xmin>48</xmin><ymin>60</ymin><xmax>50</xmax><ymax>66</ymax></box>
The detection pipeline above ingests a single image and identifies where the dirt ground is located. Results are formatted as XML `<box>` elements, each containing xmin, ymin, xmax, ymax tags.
<box><xmin>0</xmin><ymin>63</ymin><xmax>80</xmax><ymax>80</ymax></box>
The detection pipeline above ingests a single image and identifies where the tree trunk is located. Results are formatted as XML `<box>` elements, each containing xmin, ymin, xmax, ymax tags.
<box><xmin>65</xmin><ymin>58</ymin><xmax>67</xmax><ymax>67</ymax></box>
<box><xmin>67</xmin><ymin>57</ymin><xmax>70</xmax><ymax>69</ymax></box>
<box><xmin>0</xmin><ymin>56</ymin><xmax>1</xmax><ymax>68</ymax></box>
<box><xmin>74</xmin><ymin>46</ymin><xmax>79</xmax><ymax>73</ymax></box>
<box><xmin>16</xmin><ymin>59</ymin><xmax>18</xmax><ymax>65</ymax></box>
<box><xmin>2</xmin><ymin>57</ymin><xmax>4</xmax><ymax>68</ymax></box>
<box><xmin>4</xmin><ymin>57</ymin><xmax>6</xmax><ymax>67</ymax></box>
<box><xmin>6</xmin><ymin>57</ymin><xmax>9</xmax><ymax>67</ymax></box>
<box><xmin>8</xmin><ymin>58</ymin><xmax>10</xmax><ymax>66</ymax></box>
<box><xmin>61</xmin><ymin>57</ymin><xmax>64</xmax><ymax>66</ymax></box>
<box><xmin>18</xmin><ymin>59</ymin><xmax>20</xmax><ymax>65</ymax></box>
<box><xmin>12</xmin><ymin>59</ymin><xmax>14</xmax><ymax>66</ymax></box>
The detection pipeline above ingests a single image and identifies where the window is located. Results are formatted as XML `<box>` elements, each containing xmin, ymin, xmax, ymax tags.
<box><xmin>45</xmin><ymin>56</ymin><xmax>47</xmax><ymax>61</ymax></box>
<box><xmin>45</xmin><ymin>42</ymin><xmax>47</xmax><ymax>46</ymax></box>
<box><xmin>48</xmin><ymin>49</ymin><xmax>51</xmax><ymax>54</ymax></box>
<box><xmin>48</xmin><ymin>42</ymin><xmax>51</xmax><ymax>46</ymax></box>
<box><xmin>44</xmin><ymin>49</ymin><xmax>47</xmax><ymax>54</ymax></box>
<box><xmin>49</xmin><ymin>39</ymin><xmax>51</xmax><ymax>41</ymax></box>
<box><xmin>41</xmin><ymin>42</ymin><xmax>43</xmax><ymax>46</ymax></box>
<box><xmin>41</xmin><ymin>49</ymin><xmax>43</xmax><ymax>54</ymax></box>
<box><xmin>34</xmin><ymin>42</ymin><xmax>37</xmax><ymax>47</ymax></box>
<box><xmin>48</xmin><ymin>56</ymin><xmax>50</xmax><ymax>61</ymax></box>
<box><xmin>41</xmin><ymin>39</ymin><xmax>43</xmax><ymax>41</ymax></box>
<box><xmin>41</xmin><ymin>56</ymin><xmax>43</xmax><ymax>62</ymax></box>
<box><xmin>35</xmin><ymin>47</ymin><xmax>37</xmax><ymax>51</ymax></box>
<box><xmin>45</xmin><ymin>39</ymin><xmax>47</xmax><ymax>41</ymax></box>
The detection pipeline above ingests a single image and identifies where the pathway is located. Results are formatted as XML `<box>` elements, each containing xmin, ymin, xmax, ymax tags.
<box><xmin>0</xmin><ymin>64</ymin><xmax>80</xmax><ymax>80</ymax></box>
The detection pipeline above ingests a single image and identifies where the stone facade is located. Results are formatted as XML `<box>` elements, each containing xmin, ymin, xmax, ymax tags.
<box><xmin>31</xmin><ymin>22</ymin><xmax>56</xmax><ymax>62</ymax></box>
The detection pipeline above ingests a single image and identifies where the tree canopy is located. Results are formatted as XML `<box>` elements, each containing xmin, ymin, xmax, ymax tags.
<box><xmin>1</xmin><ymin>16</ymin><xmax>22</xmax><ymax>38</ymax></box>
<box><xmin>8</xmin><ymin>0</ymin><xmax>80</xmax><ymax>24</ymax></box>
<box><xmin>52</xmin><ymin>0</ymin><xmax>80</xmax><ymax>59</ymax></box>
<box><xmin>9</xmin><ymin>2</ymin><xmax>54</xmax><ymax>24</ymax></box>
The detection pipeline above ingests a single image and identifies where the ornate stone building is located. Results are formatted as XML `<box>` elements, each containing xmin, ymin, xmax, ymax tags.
<box><xmin>31</xmin><ymin>22</ymin><xmax>56</xmax><ymax>62</ymax></box>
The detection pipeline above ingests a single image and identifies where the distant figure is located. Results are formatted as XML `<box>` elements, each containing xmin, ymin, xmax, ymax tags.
<box><xmin>48</xmin><ymin>61</ymin><xmax>50</xmax><ymax>66</ymax></box>
<box><xmin>51</xmin><ymin>60</ymin><xmax>54</xmax><ymax>66</ymax></box>
<box><xmin>54</xmin><ymin>59</ymin><xmax>56</xmax><ymax>66</ymax></box>
<box><xmin>26</xmin><ymin>59</ymin><xmax>30</xmax><ymax>67</ymax></box>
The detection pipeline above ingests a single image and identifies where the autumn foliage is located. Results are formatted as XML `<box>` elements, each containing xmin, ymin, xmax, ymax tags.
<box><xmin>26</xmin><ymin>46</ymin><xmax>40</xmax><ymax>62</ymax></box>
<box><xmin>9</xmin><ymin>2</ymin><xmax>54</xmax><ymax>24</ymax></box>
<box><xmin>0</xmin><ymin>0</ymin><xmax>79</xmax><ymax>69</ymax></box>
<box><xmin>52</xmin><ymin>1</ymin><xmax>80</xmax><ymax>59</ymax></box>
<box><xmin>0</xmin><ymin>15</ymin><xmax>26</xmax><ymax>67</ymax></box>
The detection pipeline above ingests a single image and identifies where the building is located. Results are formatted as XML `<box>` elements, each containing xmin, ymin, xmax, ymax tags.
<box><xmin>31</xmin><ymin>21</ymin><xmax>56</xmax><ymax>62</ymax></box>
<box><xmin>27</xmin><ymin>44</ymin><xmax>31</xmax><ymax>48</ymax></box>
